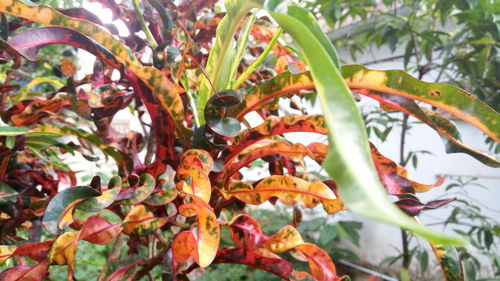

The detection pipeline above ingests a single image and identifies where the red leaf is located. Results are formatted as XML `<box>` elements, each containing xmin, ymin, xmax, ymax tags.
<box><xmin>213</xmin><ymin>247</ymin><xmax>293</xmax><ymax>280</ymax></box>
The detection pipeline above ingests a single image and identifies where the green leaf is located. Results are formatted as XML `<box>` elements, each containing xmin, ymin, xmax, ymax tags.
<box><xmin>418</xmin><ymin>250</ymin><xmax>429</xmax><ymax>272</ymax></box>
<box><xmin>42</xmin><ymin>186</ymin><xmax>101</xmax><ymax>235</ymax></box>
<box><xmin>197</xmin><ymin>0</ymin><xmax>264</xmax><ymax>123</ymax></box>
<box><xmin>119</xmin><ymin>173</ymin><xmax>155</xmax><ymax>205</ymax></box>
<box><xmin>77</xmin><ymin>176</ymin><xmax>122</xmax><ymax>212</ymax></box>
<box><xmin>228</xmin><ymin>13</ymin><xmax>255</xmax><ymax>84</ymax></box>
<box><xmin>262</xmin><ymin>3</ymin><xmax>463</xmax><ymax>244</ymax></box>
<box><xmin>319</xmin><ymin>225</ymin><xmax>337</xmax><ymax>246</ymax></box>
<box><xmin>5</xmin><ymin>136</ymin><xmax>15</xmax><ymax>149</ymax></box>
<box><xmin>0</xmin><ymin>126</ymin><xmax>31</xmax><ymax>136</ymax></box>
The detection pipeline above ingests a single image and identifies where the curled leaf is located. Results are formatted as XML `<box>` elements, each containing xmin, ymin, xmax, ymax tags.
<box><xmin>223</xmin><ymin>176</ymin><xmax>344</xmax><ymax>214</ymax></box>
<box><xmin>49</xmin><ymin>232</ymin><xmax>78</xmax><ymax>280</ymax></box>
<box><xmin>42</xmin><ymin>186</ymin><xmax>101</xmax><ymax>235</ymax></box>
<box><xmin>122</xmin><ymin>205</ymin><xmax>167</xmax><ymax>236</ymax></box>
<box><xmin>173</xmin><ymin>197</ymin><xmax>220</xmax><ymax>267</ymax></box>
<box><xmin>120</xmin><ymin>173</ymin><xmax>155</xmax><ymax>205</ymax></box>
<box><xmin>77</xmin><ymin>176</ymin><xmax>122</xmax><ymax>212</ymax></box>
<box><xmin>343</xmin><ymin>64</ymin><xmax>500</xmax><ymax>142</ymax></box>
<box><xmin>213</xmin><ymin>247</ymin><xmax>294</xmax><ymax>280</ymax></box>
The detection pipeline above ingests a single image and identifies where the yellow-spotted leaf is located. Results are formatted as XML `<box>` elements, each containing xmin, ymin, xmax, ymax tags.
<box><xmin>180</xmin><ymin>149</ymin><xmax>214</xmax><ymax>173</ymax></box>
<box><xmin>173</xmin><ymin>197</ymin><xmax>220</xmax><ymax>267</ymax></box>
<box><xmin>77</xmin><ymin>176</ymin><xmax>122</xmax><ymax>212</ymax></box>
<box><xmin>120</xmin><ymin>173</ymin><xmax>155</xmax><ymax>205</ymax></box>
<box><xmin>0</xmin><ymin>246</ymin><xmax>16</xmax><ymax>264</ymax></box>
<box><xmin>175</xmin><ymin>165</ymin><xmax>211</xmax><ymax>203</ymax></box>
<box><xmin>223</xmin><ymin>176</ymin><xmax>344</xmax><ymax>214</ymax></box>
<box><xmin>229</xmin><ymin>68</ymin><xmax>499</xmax><ymax>167</ymax></box>
<box><xmin>228</xmin><ymin>71</ymin><xmax>315</xmax><ymax>119</ymax></box>
<box><xmin>343</xmin><ymin>64</ymin><xmax>500</xmax><ymax>142</ymax></box>
<box><xmin>264</xmin><ymin>225</ymin><xmax>338</xmax><ymax>281</ymax></box>
<box><xmin>221</xmin><ymin>141</ymin><xmax>312</xmax><ymax>184</ymax></box>
<box><xmin>49</xmin><ymin>232</ymin><xmax>79</xmax><ymax>280</ymax></box>
<box><xmin>143</xmin><ymin>188</ymin><xmax>178</xmax><ymax>206</ymax></box>
<box><xmin>309</xmin><ymin>142</ymin><xmax>445</xmax><ymax>194</ymax></box>
<box><xmin>42</xmin><ymin>186</ymin><xmax>101</xmax><ymax>235</ymax></box>
<box><xmin>229</xmin><ymin>214</ymin><xmax>268</xmax><ymax>250</ymax></box>
<box><xmin>222</xmin><ymin>114</ymin><xmax>327</xmax><ymax>164</ymax></box>
<box><xmin>0</xmin><ymin>0</ymin><xmax>190</xmax><ymax>142</ymax></box>
<box><xmin>432</xmin><ymin>244</ymin><xmax>465</xmax><ymax>281</ymax></box>
<box><xmin>122</xmin><ymin>205</ymin><xmax>167</xmax><ymax>236</ymax></box>
<box><xmin>357</xmin><ymin>89</ymin><xmax>500</xmax><ymax>167</ymax></box>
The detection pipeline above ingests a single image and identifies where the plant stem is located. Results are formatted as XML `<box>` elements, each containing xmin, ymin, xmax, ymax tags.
<box><xmin>132</xmin><ymin>0</ymin><xmax>158</xmax><ymax>49</ymax></box>
<box><xmin>232</xmin><ymin>28</ymin><xmax>283</xmax><ymax>90</ymax></box>
<box><xmin>98</xmin><ymin>233</ymin><xmax>126</xmax><ymax>281</ymax></box>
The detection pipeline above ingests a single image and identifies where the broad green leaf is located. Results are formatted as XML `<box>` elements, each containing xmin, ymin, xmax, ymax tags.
<box><xmin>77</xmin><ymin>176</ymin><xmax>122</xmax><ymax>212</ymax></box>
<box><xmin>42</xmin><ymin>186</ymin><xmax>101</xmax><ymax>235</ymax></box>
<box><xmin>263</xmin><ymin>3</ymin><xmax>463</xmax><ymax>244</ymax></box>
<box><xmin>223</xmin><ymin>176</ymin><xmax>344</xmax><ymax>214</ymax></box>
<box><xmin>0</xmin><ymin>1</ymin><xmax>190</xmax><ymax>142</ymax></box>
<box><xmin>343</xmin><ymin>64</ymin><xmax>500</xmax><ymax>142</ymax></box>
<box><xmin>204</xmin><ymin>89</ymin><xmax>243</xmax><ymax>137</ymax></box>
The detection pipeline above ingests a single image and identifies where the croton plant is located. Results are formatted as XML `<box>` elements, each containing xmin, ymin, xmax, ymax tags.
<box><xmin>0</xmin><ymin>0</ymin><xmax>498</xmax><ymax>280</ymax></box>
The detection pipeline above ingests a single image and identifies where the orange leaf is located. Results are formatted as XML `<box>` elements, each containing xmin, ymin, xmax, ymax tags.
<box><xmin>122</xmin><ymin>205</ymin><xmax>167</xmax><ymax>236</ymax></box>
<box><xmin>49</xmin><ymin>232</ymin><xmax>79</xmax><ymax>281</ymax></box>
<box><xmin>223</xmin><ymin>176</ymin><xmax>344</xmax><ymax>214</ymax></box>
<box><xmin>173</xmin><ymin>197</ymin><xmax>220</xmax><ymax>267</ymax></box>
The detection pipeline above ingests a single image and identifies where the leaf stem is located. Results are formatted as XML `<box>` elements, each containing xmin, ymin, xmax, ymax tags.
<box><xmin>232</xmin><ymin>28</ymin><xmax>283</xmax><ymax>89</ymax></box>
<box><xmin>132</xmin><ymin>0</ymin><xmax>158</xmax><ymax>49</ymax></box>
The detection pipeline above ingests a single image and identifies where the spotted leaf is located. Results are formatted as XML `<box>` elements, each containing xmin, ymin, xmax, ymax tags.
<box><xmin>42</xmin><ymin>186</ymin><xmax>101</xmax><ymax>235</ymax></box>
<box><xmin>343</xmin><ymin>64</ymin><xmax>500</xmax><ymax>143</ymax></box>
<box><xmin>173</xmin><ymin>197</ymin><xmax>220</xmax><ymax>267</ymax></box>
<box><xmin>223</xmin><ymin>176</ymin><xmax>344</xmax><ymax>214</ymax></box>
<box><xmin>77</xmin><ymin>176</ymin><xmax>122</xmax><ymax>212</ymax></box>
<box><xmin>122</xmin><ymin>205</ymin><xmax>167</xmax><ymax>236</ymax></box>
<box><xmin>119</xmin><ymin>173</ymin><xmax>155</xmax><ymax>205</ymax></box>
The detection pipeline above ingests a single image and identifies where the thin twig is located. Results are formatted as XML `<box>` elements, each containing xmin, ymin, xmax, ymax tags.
<box><xmin>98</xmin><ymin>233</ymin><xmax>126</xmax><ymax>281</ymax></box>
